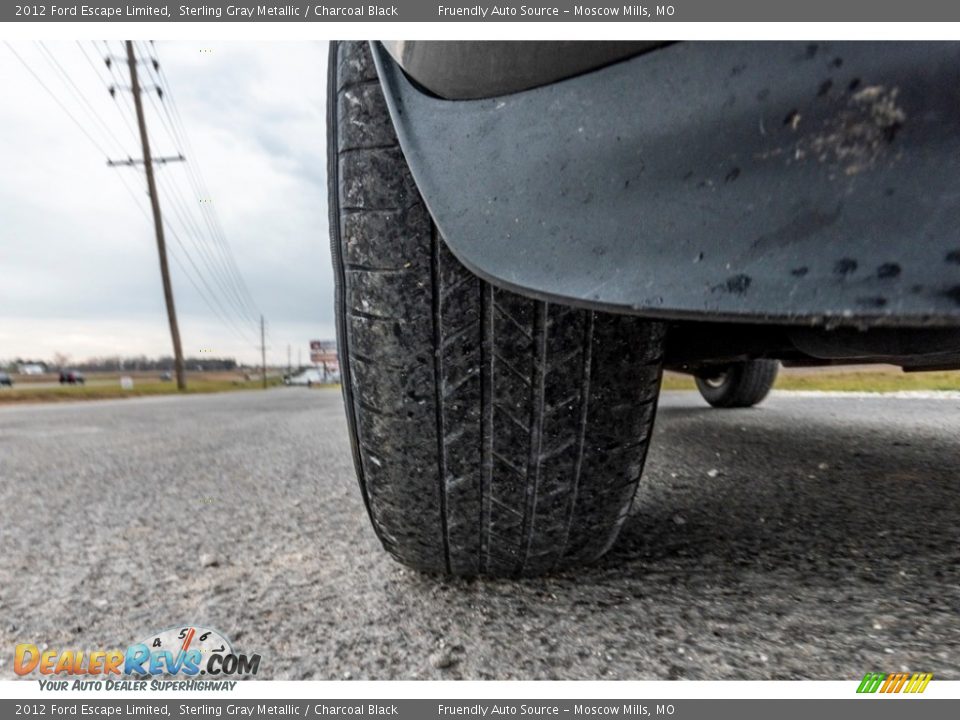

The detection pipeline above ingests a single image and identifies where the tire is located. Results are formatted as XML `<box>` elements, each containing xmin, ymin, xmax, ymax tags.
<box><xmin>328</xmin><ymin>41</ymin><xmax>667</xmax><ymax>578</ymax></box>
<box><xmin>694</xmin><ymin>360</ymin><xmax>779</xmax><ymax>408</ymax></box>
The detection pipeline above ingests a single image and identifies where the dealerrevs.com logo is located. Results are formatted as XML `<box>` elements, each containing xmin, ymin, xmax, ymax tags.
<box><xmin>15</xmin><ymin>626</ymin><xmax>260</xmax><ymax>690</ymax></box>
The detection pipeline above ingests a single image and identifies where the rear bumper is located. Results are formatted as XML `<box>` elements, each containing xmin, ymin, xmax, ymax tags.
<box><xmin>380</xmin><ymin>41</ymin><xmax>659</xmax><ymax>99</ymax></box>
<box><xmin>374</xmin><ymin>41</ymin><xmax>960</xmax><ymax>328</ymax></box>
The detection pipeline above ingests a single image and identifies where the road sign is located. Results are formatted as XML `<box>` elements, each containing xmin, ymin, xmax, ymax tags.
<box><xmin>309</xmin><ymin>340</ymin><xmax>338</xmax><ymax>369</ymax></box>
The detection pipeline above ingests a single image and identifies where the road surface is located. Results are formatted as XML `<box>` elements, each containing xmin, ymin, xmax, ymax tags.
<box><xmin>0</xmin><ymin>389</ymin><xmax>957</xmax><ymax>679</ymax></box>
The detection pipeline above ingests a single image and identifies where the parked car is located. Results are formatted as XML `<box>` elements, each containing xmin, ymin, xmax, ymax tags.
<box><xmin>328</xmin><ymin>41</ymin><xmax>960</xmax><ymax>577</ymax></box>
<box><xmin>58</xmin><ymin>370</ymin><xmax>85</xmax><ymax>385</ymax></box>
<box><xmin>285</xmin><ymin>368</ymin><xmax>323</xmax><ymax>386</ymax></box>
<box><xmin>159</xmin><ymin>371</ymin><xmax>173</xmax><ymax>382</ymax></box>
<box><xmin>0</xmin><ymin>371</ymin><xmax>12</xmax><ymax>387</ymax></box>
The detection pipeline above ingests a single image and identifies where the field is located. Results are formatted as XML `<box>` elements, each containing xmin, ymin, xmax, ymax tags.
<box><xmin>2</xmin><ymin>365</ymin><xmax>959</xmax><ymax>405</ymax></box>
<box><xmin>0</xmin><ymin>371</ymin><xmax>287</xmax><ymax>404</ymax></box>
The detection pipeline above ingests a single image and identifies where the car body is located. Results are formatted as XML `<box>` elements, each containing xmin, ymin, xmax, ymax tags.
<box><xmin>374</xmin><ymin>41</ymin><xmax>960</xmax><ymax>374</ymax></box>
<box><xmin>58</xmin><ymin>370</ymin><xmax>85</xmax><ymax>385</ymax></box>
<box><xmin>285</xmin><ymin>368</ymin><xmax>323</xmax><ymax>386</ymax></box>
<box><xmin>0</xmin><ymin>371</ymin><xmax>12</xmax><ymax>387</ymax></box>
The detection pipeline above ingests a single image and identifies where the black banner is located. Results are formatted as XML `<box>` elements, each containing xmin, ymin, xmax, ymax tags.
<box><xmin>5</xmin><ymin>0</ymin><xmax>960</xmax><ymax>22</ymax></box>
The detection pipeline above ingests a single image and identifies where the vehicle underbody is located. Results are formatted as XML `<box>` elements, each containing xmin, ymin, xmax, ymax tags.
<box><xmin>664</xmin><ymin>322</ymin><xmax>960</xmax><ymax>375</ymax></box>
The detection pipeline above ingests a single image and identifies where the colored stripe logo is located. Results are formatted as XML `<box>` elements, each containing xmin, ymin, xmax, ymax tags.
<box><xmin>857</xmin><ymin>672</ymin><xmax>933</xmax><ymax>694</ymax></box>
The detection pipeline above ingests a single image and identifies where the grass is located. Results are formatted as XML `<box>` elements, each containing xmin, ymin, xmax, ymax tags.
<box><xmin>0</xmin><ymin>376</ymin><xmax>285</xmax><ymax>405</ymax></box>
<box><xmin>661</xmin><ymin>368</ymin><xmax>960</xmax><ymax>393</ymax></box>
<box><xmin>3</xmin><ymin>368</ymin><xmax>958</xmax><ymax>406</ymax></box>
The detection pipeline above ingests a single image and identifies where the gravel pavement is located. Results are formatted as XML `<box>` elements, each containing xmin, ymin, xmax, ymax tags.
<box><xmin>0</xmin><ymin>388</ymin><xmax>957</xmax><ymax>680</ymax></box>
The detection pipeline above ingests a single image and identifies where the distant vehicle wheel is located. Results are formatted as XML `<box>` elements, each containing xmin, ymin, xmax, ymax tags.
<box><xmin>695</xmin><ymin>360</ymin><xmax>779</xmax><ymax>408</ymax></box>
<box><xmin>329</xmin><ymin>41</ymin><xmax>666</xmax><ymax>578</ymax></box>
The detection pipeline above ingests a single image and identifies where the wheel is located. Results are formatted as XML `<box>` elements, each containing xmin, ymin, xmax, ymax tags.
<box><xmin>328</xmin><ymin>41</ymin><xmax>667</xmax><ymax>578</ymax></box>
<box><xmin>694</xmin><ymin>360</ymin><xmax>779</xmax><ymax>408</ymax></box>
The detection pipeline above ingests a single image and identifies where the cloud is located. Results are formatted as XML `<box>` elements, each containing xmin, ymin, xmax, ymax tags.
<box><xmin>0</xmin><ymin>41</ymin><xmax>332</xmax><ymax>365</ymax></box>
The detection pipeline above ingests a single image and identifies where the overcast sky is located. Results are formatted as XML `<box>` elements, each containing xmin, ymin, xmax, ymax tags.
<box><xmin>0</xmin><ymin>41</ymin><xmax>332</xmax><ymax>366</ymax></box>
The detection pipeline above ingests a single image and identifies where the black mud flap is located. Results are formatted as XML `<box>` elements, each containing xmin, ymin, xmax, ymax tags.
<box><xmin>373</xmin><ymin>41</ymin><xmax>960</xmax><ymax>328</ymax></box>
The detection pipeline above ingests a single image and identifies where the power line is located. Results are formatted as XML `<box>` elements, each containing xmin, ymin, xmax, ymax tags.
<box><xmin>8</xmin><ymin>40</ymin><xmax>260</xmax><ymax>360</ymax></box>
<box><xmin>108</xmin><ymin>41</ymin><xmax>259</xmax><ymax>345</ymax></box>
<box><xmin>154</xmin><ymin>172</ymin><xmax>260</xmax><ymax>345</ymax></box>
<box><xmin>153</xmin><ymin>159</ymin><xmax>258</xmax><ymax>328</ymax></box>
<box><xmin>3</xmin><ymin>42</ymin><xmax>113</xmax><ymax>158</ymax></box>
<box><xmin>36</xmin><ymin>41</ymin><xmax>127</xmax><ymax>158</ymax></box>
<box><xmin>163</xmin><ymin>215</ymin><xmax>260</xmax><ymax>346</ymax></box>
<box><xmin>113</xmin><ymin>109</ymin><xmax>257</xmax><ymax>345</ymax></box>
<box><xmin>141</xmin><ymin>41</ymin><xmax>262</xmax><ymax>322</ymax></box>
<box><xmin>137</xmin><ymin>94</ymin><xmax>252</xmax><ymax>317</ymax></box>
<box><xmin>88</xmin><ymin>132</ymin><xmax>256</xmax><ymax>348</ymax></box>
<box><xmin>110</xmin><ymin>164</ymin><xmax>251</xmax><ymax>347</ymax></box>
<box><xmin>137</xmin><ymin>110</ymin><xmax>259</xmax><ymax>337</ymax></box>
<box><xmin>132</xmin><ymin>42</ymin><xmax>260</xmax><ymax>329</ymax></box>
<box><xmin>76</xmin><ymin>40</ymin><xmax>140</xmax><ymax>148</ymax></box>
<box><xmin>114</xmin><ymin>163</ymin><xmax>257</xmax><ymax>348</ymax></box>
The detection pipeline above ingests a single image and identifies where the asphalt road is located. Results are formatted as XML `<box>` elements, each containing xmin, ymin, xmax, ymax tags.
<box><xmin>0</xmin><ymin>389</ymin><xmax>957</xmax><ymax>680</ymax></box>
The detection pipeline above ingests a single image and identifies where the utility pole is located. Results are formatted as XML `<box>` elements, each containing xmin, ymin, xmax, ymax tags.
<box><xmin>123</xmin><ymin>40</ymin><xmax>186</xmax><ymax>390</ymax></box>
<box><xmin>287</xmin><ymin>344</ymin><xmax>291</xmax><ymax>376</ymax></box>
<box><xmin>260</xmin><ymin>315</ymin><xmax>267</xmax><ymax>389</ymax></box>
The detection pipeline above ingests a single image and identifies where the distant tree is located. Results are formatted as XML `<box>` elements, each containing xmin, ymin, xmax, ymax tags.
<box><xmin>52</xmin><ymin>352</ymin><xmax>70</xmax><ymax>369</ymax></box>
<box><xmin>68</xmin><ymin>354</ymin><xmax>239</xmax><ymax>372</ymax></box>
